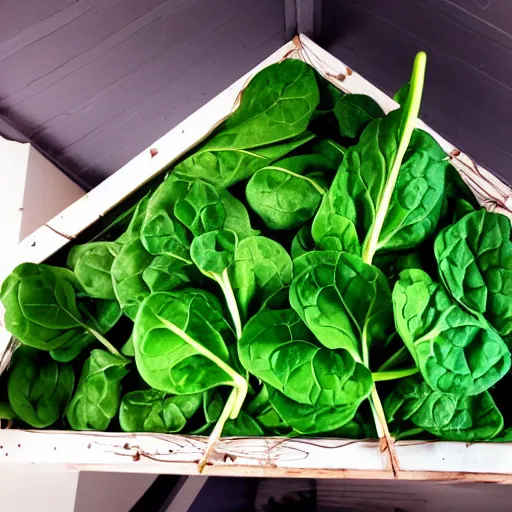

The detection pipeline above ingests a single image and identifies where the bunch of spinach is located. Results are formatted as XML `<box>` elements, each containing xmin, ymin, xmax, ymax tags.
<box><xmin>2</xmin><ymin>54</ymin><xmax>511</xmax><ymax>474</ymax></box>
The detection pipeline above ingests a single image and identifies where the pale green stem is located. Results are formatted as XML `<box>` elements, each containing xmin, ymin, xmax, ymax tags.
<box><xmin>372</xmin><ymin>367</ymin><xmax>419</xmax><ymax>382</ymax></box>
<box><xmin>264</xmin><ymin>165</ymin><xmax>326</xmax><ymax>195</ymax></box>
<box><xmin>197</xmin><ymin>388</ymin><xmax>237</xmax><ymax>473</ymax></box>
<box><xmin>214</xmin><ymin>269</ymin><xmax>243</xmax><ymax>340</ymax></box>
<box><xmin>395</xmin><ymin>427</ymin><xmax>424</xmax><ymax>441</ymax></box>
<box><xmin>156</xmin><ymin>315</ymin><xmax>247</xmax><ymax>420</ymax></box>
<box><xmin>82</xmin><ymin>325</ymin><xmax>126</xmax><ymax>361</ymax></box>
<box><xmin>361</xmin><ymin>52</ymin><xmax>427</xmax><ymax>265</ymax></box>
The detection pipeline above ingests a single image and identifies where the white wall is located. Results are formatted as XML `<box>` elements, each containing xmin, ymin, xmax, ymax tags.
<box><xmin>0</xmin><ymin>137</ymin><xmax>84</xmax><ymax>510</ymax></box>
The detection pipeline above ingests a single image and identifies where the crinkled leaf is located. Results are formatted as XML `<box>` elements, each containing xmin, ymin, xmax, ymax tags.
<box><xmin>392</xmin><ymin>269</ymin><xmax>510</xmax><ymax>396</ymax></box>
<box><xmin>290</xmin><ymin>251</ymin><xmax>392</xmax><ymax>359</ymax></box>
<box><xmin>67</xmin><ymin>242</ymin><xmax>122</xmax><ymax>300</ymax></box>
<box><xmin>246</xmin><ymin>155</ymin><xmax>331</xmax><ymax>230</ymax></box>
<box><xmin>239</xmin><ymin>308</ymin><xmax>373</xmax><ymax>407</ymax></box>
<box><xmin>435</xmin><ymin>210</ymin><xmax>512</xmax><ymax>342</ymax></box>
<box><xmin>66</xmin><ymin>349</ymin><xmax>128</xmax><ymax>431</ymax></box>
<box><xmin>119</xmin><ymin>389</ymin><xmax>202</xmax><ymax>433</ymax></box>
<box><xmin>8</xmin><ymin>347</ymin><xmax>74</xmax><ymax>428</ymax></box>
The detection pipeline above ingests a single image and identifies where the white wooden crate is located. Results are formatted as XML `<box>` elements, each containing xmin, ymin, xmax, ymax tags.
<box><xmin>1</xmin><ymin>35</ymin><xmax>512</xmax><ymax>481</ymax></box>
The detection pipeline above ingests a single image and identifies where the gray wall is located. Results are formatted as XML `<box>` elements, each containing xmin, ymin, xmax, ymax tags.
<box><xmin>0</xmin><ymin>0</ymin><xmax>285</xmax><ymax>189</ymax></box>
<box><xmin>324</xmin><ymin>0</ymin><xmax>512</xmax><ymax>185</ymax></box>
<box><xmin>2</xmin><ymin>0</ymin><xmax>512</xmax><ymax>186</ymax></box>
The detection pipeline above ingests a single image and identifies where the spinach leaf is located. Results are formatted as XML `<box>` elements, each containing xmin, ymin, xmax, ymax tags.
<box><xmin>67</xmin><ymin>242</ymin><xmax>122</xmax><ymax>300</ymax></box>
<box><xmin>231</xmin><ymin>236</ymin><xmax>293</xmax><ymax>320</ymax></box>
<box><xmin>267</xmin><ymin>388</ymin><xmax>362</xmax><ymax>435</ymax></box>
<box><xmin>116</xmin><ymin>194</ymin><xmax>151</xmax><ymax>244</ymax></box>
<box><xmin>246</xmin><ymin>155</ymin><xmax>332</xmax><ymax>230</ymax></box>
<box><xmin>190</xmin><ymin>229</ymin><xmax>242</xmax><ymax>337</ymax></box>
<box><xmin>309</xmin><ymin>138</ymin><xmax>345</xmax><ymax>169</ymax></box>
<box><xmin>119</xmin><ymin>389</ymin><xmax>202</xmax><ymax>433</ymax></box>
<box><xmin>312</xmin><ymin>127</ymin><xmax>448</xmax><ymax>257</ymax></box>
<box><xmin>140</xmin><ymin>174</ymin><xmax>193</xmax><ymax>258</ymax></box>
<box><xmin>218</xmin><ymin>189</ymin><xmax>259</xmax><ymax>239</ymax></box>
<box><xmin>133</xmin><ymin>290</ymin><xmax>247</xmax><ymax>417</ymax></box>
<box><xmin>50</xmin><ymin>299</ymin><xmax>122</xmax><ymax>362</ymax></box>
<box><xmin>173</xmin><ymin>60</ymin><xmax>319</xmax><ymax>188</ymax></box>
<box><xmin>0</xmin><ymin>401</ymin><xmax>15</xmax><ymax>421</ymax></box>
<box><xmin>196</xmin><ymin>389</ymin><xmax>264</xmax><ymax>436</ymax></box>
<box><xmin>8</xmin><ymin>347</ymin><xmax>74</xmax><ymax>428</ymax></box>
<box><xmin>66</xmin><ymin>349</ymin><xmax>128</xmax><ymax>430</ymax></box>
<box><xmin>1</xmin><ymin>263</ymin><xmax>123</xmax><ymax>358</ymax></box>
<box><xmin>333</xmin><ymin>94</ymin><xmax>384</xmax><ymax>139</ymax></box>
<box><xmin>239</xmin><ymin>308</ymin><xmax>373</xmax><ymax>423</ymax></box>
<box><xmin>291</xmin><ymin>225</ymin><xmax>315</xmax><ymax>260</ymax></box>
<box><xmin>191</xmin><ymin>231</ymin><xmax>293</xmax><ymax>332</ymax></box>
<box><xmin>290</xmin><ymin>251</ymin><xmax>392</xmax><ymax>359</ymax></box>
<box><xmin>392</xmin><ymin>269</ymin><xmax>510</xmax><ymax>396</ymax></box>
<box><xmin>312</xmin><ymin>53</ymin><xmax>445</xmax><ymax>260</ymax></box>
<box><xmin>112</xmin><ymin>238</ymin><xmax>196</xmax><ymax>320</ymax></box>
<box><xmin>174</xmin><ymin>179</ymin><xmax>226</xmax><ymax>236</ymax></box>
<box><xmin>435</xmin><ymin>210</ymin><xmax>512</xmax><ymax>342</ymax></box>
<box><xmin>385</xmin><ymin>376</ymin><xmax>503</xmax><ymax>441</ymax></box>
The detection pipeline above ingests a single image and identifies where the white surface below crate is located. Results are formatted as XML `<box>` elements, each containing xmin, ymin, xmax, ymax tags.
<box><xmin>1</xmin><ymin>35</ymin><xmax>512</xmax><ymax>481</ymax></box>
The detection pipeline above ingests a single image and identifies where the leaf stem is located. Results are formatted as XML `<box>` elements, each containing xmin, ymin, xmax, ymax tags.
<box><xmin>361</xmin><ymin>52</ymin><xmax>427</xmax><ymax>264</ymax></box>
<box><xmin>82</xmin><ymin>325</ymin><xmax>126</xmax><ymax>361</ymax></box>
<box><xmin>215</xmin><ymin>269</ymin><xmax>243</xmax><ymax>340</ymax></box>
<box><xmin>370</xmin><ymin>386</ymin><xmax>400</xmax><ymax>476</ymax></box>
<box><xmin>372</xmin><ymin>367</ymin><xmax>419</xmax><ymax>382</ymax></box>
<box><xmin>264</xmin><ymin>166</ymin><xmax>326</xmax><ymax>195</ymax></box>
<box><xmin>197</xmin><ymin>387</ymin><xmax>237</xmax><ymax>473</ymax></box>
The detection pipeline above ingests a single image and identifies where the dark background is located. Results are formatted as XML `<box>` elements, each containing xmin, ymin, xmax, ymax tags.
<box><xmin>1</xmin><ymin>0</ymin><xmax>511</xmax><ymax>189</ymax></box>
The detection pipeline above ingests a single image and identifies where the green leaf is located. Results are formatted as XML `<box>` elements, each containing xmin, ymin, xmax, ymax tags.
<box><xmin>312</xmin><ymin>53</ymin><xmax>440</xmax><ymax>261</ymax></box>
<box><xmin>0</xmin><ymin>401</ymin><xmax>15</xmax><ymax>421</ymax></box>
<box><xmin>112</xmin><ymin>239</ymin><xmax>195</xmax><ymax>320</ymax></box>
<box><xmin>309</xmin><ymin>138</ymin><xmax>345</xmax><ymax>169</ymax></box>
<box><xmin>133</xmin><ymin>290</ymin><xmax>243</xmax><ymax>396</ymax></box>
<box><xmin>119</xmin><ymin>389</ymin><xmax>202</xmax><ymax>433</ymax></box>
<box><xmin>8</xmin><ymin>347</ymin><xmax>74</xmax><ymax>428</ymax></box>
<box><xmin>246</xmin><ymin>155</ymin><xmax>331</xmax><ymax>230</ymax></box>
<box><xmin>50</xmin><ymin>300</ymin><xmax>122</xmax><ymax>362</ymax></box>
<box><xmin>333</xmin><ymin>94</ymin><xmax>384</xmax><ymax>139</ymax></box>
<box><xmin>230</xmin><ymin>236</ymin><xmax>293</xmax><ymax>319</ymax></box>
<box><xmin>267</xmin><ymin>388</ymin><xmax>362</xmax><ymax>435</ymax></box>
<box><xmin>1</xmin><ymin>264</ymin><xmax>121</xmax><ymax>356</ymax></box>
<box><xmin>385</xmin><ymin>376</ymin><xmax>503</xmax><ymax>441</ymax></box>
<box><xmin>239</xmin><ymin>308</ymin><xmax>373</xmax><ymax>408</ymax></box>
<box><xmin>435</xmin><ymin>210</ymin><xmax>512</xmax><ymax>342</ymax></box>
<box><xmin>117</xmin><ymin>194</ymin><xmax>151</xmax><ymax>244</ymax></box>
<box><xmin>290</xmin><ymin>251</ymin><xmax>392</xmax><ymax>360</ymax></box>
<box><xmin>67</xmin><ymin>242</ymin><xmax>122</xmax><ymax>300</ymax></box>
<box><xmin>392</xmin><ymin>269</ymin><xmax>511</xmax><ymax>396</ymax></box>
<box><xmin>312</xmin><ymin>127</ymin><xmax>448</xmax><ymax>257</ymax></box>
<box><xmin>218</xmin><ymin>189</ymin><xmax>259</xmax><ymax>239</ymax></box>
<box><xmin>173</xmin><ymin>60</ymin><xmax>319</xmax><ymax>188</ymax></box>
<box><xmin>140</xmin><ymin>174</ymin><xmax>192</xmax><ymax>257</ymax></box>
<box><xmin>174</xmin><ymin>179</ymin><xmax>226</xmax><ymax>236</ymax></box>
<box><xmin>291</xmin><ymin>224</ymin><xmax>315</xmax><ymax>260</ymax></box>
<box><xmin>191</xmin><ymin>229</ymin><xmax>237</xmax><ymax>276</ymax></box>
<box><xmin>66</xmin><ymin>349</ymin><xmax>128</xmax><ymax>431</ymax></box>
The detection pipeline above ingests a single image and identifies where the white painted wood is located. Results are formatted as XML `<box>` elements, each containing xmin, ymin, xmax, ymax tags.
<box><xmin>1</xmin><ymin>35</ymin><xmax>511</xmax><ymax>481</ymax></box>
<box><xmin>0</xmin><ymin>137</ymin><xmax>84</xmax><ymax>366</ymax></box>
